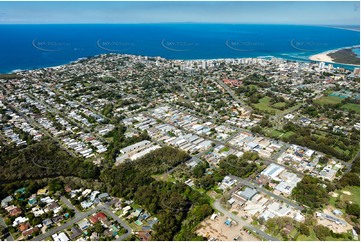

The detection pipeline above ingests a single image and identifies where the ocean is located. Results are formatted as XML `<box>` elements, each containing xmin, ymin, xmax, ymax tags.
<box><xmin>0</xmin><ymin>24</ymin><xmax>359</xmax><ymax>73</ymax></box>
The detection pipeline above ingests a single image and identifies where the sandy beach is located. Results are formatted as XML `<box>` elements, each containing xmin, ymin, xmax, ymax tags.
<box><xmin>309</xmin><ymin>51</ymin><xmax>335</xmax><ymax>63</ymax></box>
<box><xmin>309</xmin><ymin>45</ymin><xmax>360</xmax><ymax>65</ymax></box>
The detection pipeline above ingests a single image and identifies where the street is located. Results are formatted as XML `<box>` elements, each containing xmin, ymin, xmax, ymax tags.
<box><xmin>31</xmin><ymin>197</ymin><xmax>132</xmax><ymax>241</ymax></box>
<box><xmin>229</xmin><ymin>175</ymin><xmax>304</xmax><ymax>211</ymax></box>
<box><xmin>212</xmin><ymin>199</ymin><xmax>278</xmax><ymax>241</ymax></box>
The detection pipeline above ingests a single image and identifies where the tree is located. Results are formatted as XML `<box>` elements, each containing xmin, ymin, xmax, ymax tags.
<box><xmin>193</xmin><ymin>162</ymin><xmax>208</xmax><ymax>178</ymax></box>
<box><xmin>314</xmin><ymin>225</ymin><xmax>331</xmax><ymax>240</ymax></box>
<box><xmin>292</xmin><ymin>176</ymin><xmax>328</xmax><ymax>208</ymax></box>
<box><xmin>318</xmin><ymin>156</ymin><xmax>329</xmax><ymax>165</ymax></box>
<box><xmin>195</xmin><ymin>175</ymin><xmax>215</xmax><ymax>190</ymax></box>
<box><xmin>346</xmin><ymin>204</ymin><xmax>360</xmax><ymax>218</ymax></box>
<box><xmin>338</xmin><ymin>173</ymin><xmax>360</xmax><ymax>188</ymax></box>
<box><xmin>299</xmin><ymin>223</ymin><xmax>310</xmax><ymax>236</ymax></box>
<box><xmin>94</xmin><ymin>223</ymin><xmax>105</xmax><ymax>233</ymax></box>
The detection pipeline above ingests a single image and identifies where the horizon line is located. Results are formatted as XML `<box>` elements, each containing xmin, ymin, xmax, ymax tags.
<box><xmin>0</xmin><ymin>22</ymin><xmax>359</xmax><ymax>26</ymax></box>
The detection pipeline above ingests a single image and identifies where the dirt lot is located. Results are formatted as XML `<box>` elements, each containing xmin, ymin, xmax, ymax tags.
<box><xmin>196</xmin><ymin>215</ymin><xmax>259</xmax><ymax>241</ymax></box>
<box><xmin>317</xmin><ymin>206</ymin><xmax>353</xmax><ymax>234</ymax></box>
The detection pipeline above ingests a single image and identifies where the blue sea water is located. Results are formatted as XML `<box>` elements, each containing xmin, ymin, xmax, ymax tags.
<box><xmin>0</xmin><ymin>24</ymin><xmax>359</xmax><ymax>73</ymax></box>
<box><xmin>352</xmin><ymin>47</ymin><xmax>360</xmax><ymax>58</ymax></box>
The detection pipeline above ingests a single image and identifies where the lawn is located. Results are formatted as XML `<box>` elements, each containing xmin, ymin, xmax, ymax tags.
<box><xmin>151</xmin><ymin>173</ymin><xmax>176</xmax><ymax>183</ymax></box>
<box><xmin>265</xmin><ymin>128</ymin><xmax>284</xmax><ymax>138</ymax></box>
<box><xmin>341</xmin><ymin>186</ymin><xmax>360</xmax><ymax>206</ymax></box>
<box><xmin>253</xmin><ymin>96</ymin><xmax>281</xmax><ymax>114</ymax></box>
<box><xmin>329</xmin><ymin>186</ymin><xmax>360</xmax><ymax>209</ymax></box>
<box><xmin>273</xmin><ymin>102</ymin><xmax>287</xmax><ymax>109</ymax></box>
<box><xmin>220</xmin><ymin>147</ymin><xmax>230</xmax><ymax>152</ymax></box>
<box><xmin>341</xmin><ymin>103</ymin><xmax>360</xmax><ymax>113</ymax></box>
<box><xmin>296</xmin><ymin>228</ymin><xmax>318</xmax><ymax>241</ymax></box>
<box><xmin>315</xmin><ymin>96</ymin><xmax>360</xmax><ymax>113</ymax></box>
<box><xmin>315</xmin><ymin>96</ymin><xmax>343</xmax><ymax>105</ymax></box>
<box><xmin>334</xmin><ymin>146</ymin><xmax>351</xmax><ymax>157</ymax></box>
<box><xmin>282</xmin><ymin>131</ymin><xmax>296</xmax><ymax>139</ymax></box>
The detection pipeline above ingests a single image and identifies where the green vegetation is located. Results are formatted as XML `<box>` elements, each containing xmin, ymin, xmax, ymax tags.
<box><xmin>314</xmin><ymin>95</ymin><xmax>360</xmax><ymax>113</ymax></box>
<box><xmin>0</xmin><ymin>140</ymin><xmax>99</xmax><ymax>187</ymax></box>
<box><xmin>328</xmin><ymin>48</ymin><xmax>360</xmax><ymax>65</ymax></box>
<box><xmin>282</xmin><ymin>122</ymin><xmax>359</xmax><ymax>161</ymax></box>
<box><xmin>0</xmin><ymin>74</ymin><xmax>22</xmax><ymax>80</ymax></box>
<box><xmin>264</xmin><ymin>216</ymin><xmax>353</xmax><ymax>241</ymax></box>
<box><xmin>264</xmin><ymin>217</ymin><xmax>309</xmax><ymax>241</ymax></box>
<box><xmin>292</xmin><ymin>176</ymin><xmax>328</xmax><ymax>209</ymax></box>
<box><xmin>331</xmin><ymin>186</ymin><xmax>360</xmax><ymax>209</ymax></box>
<box><xmin>315</xmin><ymin>96</ymin><xmax>343</xmax><ymax>105</ymax></box>
<box><xmin>264</xmin><ymin>128</ymin><xmax>284</xmax><ymax>138</ymax></box>
<box><xmin>314</xmin><ymin>225</ymin><xmax>352</xmax><ymax>241</ymax></box>
<box><xmin>341</xmin><ymin>103</ymin><xmax>360</xmax><ymax>113</ymax></box>
<box><xmin>219</xmin><ymin>152</ymin><xmax>259</xmax><ymax>178</ymax></box>
<box><xmin>273</xmin><ymin>102</ymin><xmax>287</xmax><ymax>109</ymax></box>
<box><xmin>296</xmin><ymin>228</ymin><xmax>318</xmax><ymax>241</ymax></box>
<box><xmin>100</xmin><ymin>146</ymin><xmax>212</xmax><ymax>240</ymax></box>
<box><xmin>104</xmin><ymin>125</ymin><xmax>150</xmax><ymax>162</ymax></box>
<box><xmin>253</xmin><ymin>96</ymin><xmax>281</xmax><ymax>113</ymax></box>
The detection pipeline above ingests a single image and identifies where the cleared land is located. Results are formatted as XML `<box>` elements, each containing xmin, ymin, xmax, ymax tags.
<box><xmin>253</xmin><ymin>97</ymin><xmax>280</xmax><ymax>113</ymax></box>
<box><xmin>272</xmin><ymin>102</ymin><xmax>287</xmax><ymax>108</ymax></box>
<box><xmin>315</xmin><ymin>96</ymin><xmax>360</xmax><ymax>113</ymax></box>
<box><xmin>315</xmin><ymin>96</ymin><xmax>343</xmax><ymax>105</ymax></box>
<box><xmin>341</xmin><ymin>103</ymin><xmax>360</xmax><ymax>113</ymax></box>
<box><xmin>330</xmin><ymin>186</ymin><xmax>360</xmax><ymax>207</ymax></box>
<box><xmin>254</xmin><ymin>97</ymin><xmax>299</xmax><ymax>114</ymax></box>
<box><xmin>196</xmin><ymin>216</ymin><xmax>259</xmax><ymax>241</ymax></box>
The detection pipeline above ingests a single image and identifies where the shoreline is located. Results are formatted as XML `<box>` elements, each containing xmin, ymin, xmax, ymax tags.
<box><xmin>309</xmin><ymin>45</ymin><xmax>360</xmax><ymax>66</ymax></box>
<box><xmin>4</xmin><ymin>50</ymin><xmax>360</xmax><ymax>74</ymax></box>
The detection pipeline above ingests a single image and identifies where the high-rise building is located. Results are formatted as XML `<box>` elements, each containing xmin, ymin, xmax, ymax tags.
<box><xmin>319</xmin><ymin>62</ymin><xmax>325</xmax><ymax>69</ymax></box>
<box><xmin>354</xmin><ymin>68</ymin><xmax>360</xmax><ymax>76</ymax></box>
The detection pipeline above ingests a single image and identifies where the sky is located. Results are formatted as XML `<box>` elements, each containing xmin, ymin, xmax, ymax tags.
<box><xmin>0</xmin><ymin>1</ymin><xmax>359</xmax><ymax>25</ymax></box>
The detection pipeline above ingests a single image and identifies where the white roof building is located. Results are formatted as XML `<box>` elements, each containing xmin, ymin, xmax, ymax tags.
<box><xmin>261</xmin><ymin>163</ymin><xmax>285</xmax><ymax>180</ymax></box>
<box><xmin>52</xmin><ymin>232</ymin><xmax>69</xmax><ymax>241</ymax></box>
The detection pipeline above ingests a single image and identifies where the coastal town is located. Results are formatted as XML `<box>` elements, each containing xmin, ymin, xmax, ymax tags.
<box><xmin>0</xmin><ymin>53</ymin><xmax>360</xmax><ymax>241</ymax></box>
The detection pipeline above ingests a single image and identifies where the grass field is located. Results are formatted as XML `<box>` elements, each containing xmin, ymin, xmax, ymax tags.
<box><xmin>273</xmin><ymin>102</ymin><xmax>287</xmax><ymax>108</ymax></box>
<box><xmin>264</xmin><ymin>128</ymin><xmax>283</xmax><ymax>138</ymax></box>
<box><xmin>151</xmin><ymin>173</ymin><xmax>176</xmax><ymax>183</ymax></box>
<box><xmin>220</xmin><ymin>147</ymin><xmax>230</xmax><ymax>152</ymax></box>
<box><xmin>315</xmin><ymin>96</ymin><xmax>360</xmax><ymax>113</ymax></box>
<box><xmin>253</xmin><ymin>96</ymin><xmax>301</xmax><ymax>115</ymax></box>
<box><xmin>253</xmin><ymin>97</ymin><xmax>281</xmax><ymax>114</ymax></box>
<box><xmin>315</xmin><ymin>96</ymin><xmax>343</xmax><ymax>105</ymax></box>
<box><xmin>264</xmin><ymin>128</ymin><xmax>295</xmax><ymax>139</ymax></box>
<box><xmin>282</xmin><ymin>131</ymin><xmax>296</xmax><ymax>139</ymax></box>
<box><xmin>329</xmin><ymin>186</ymin><xmax>360</xmax><ymax>208</ymax></box>
<box><xmin>341</xmin><ymin>186</ymin><xmax>360</xmax><ymax>206</ymax></box>
<box><xmin>297</xmin><ymin>229</ymin><xmax>318</xmax><ymax>241</ymax></box>
<box><xmin>341</xmin><ymin>103</ymin><xmax>360</xmax><ymax>113</ymax></box>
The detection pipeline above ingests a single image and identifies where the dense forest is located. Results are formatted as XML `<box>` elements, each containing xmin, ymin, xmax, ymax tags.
<box><xmin>0</xmin><ymin>139</ymin><xmax>100</xmax><ymax>183</ymax></box>
<box><xmin>218</xmin><ymin>152</ymin><xmax>259</xmax><ymax>178</ymax></box>
<box><xmin>0</xmin><ymin>140</ymin><xmax>212</xmax><ymax>240</ymax></box>
<box><xmin>282</xmin><ymin>122</ymin><xmax>358</xmax><ymax>161</ymax></box>
<box><xmin>100</xmin><ymin>146</ymin><xmax>213</xmax><ymax>240</ymax></box>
